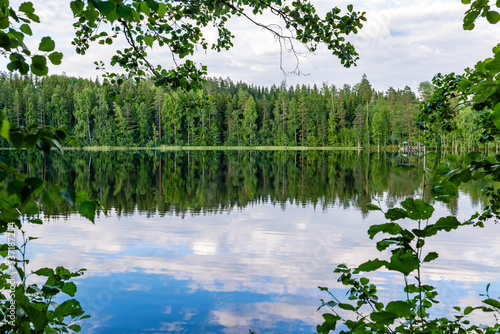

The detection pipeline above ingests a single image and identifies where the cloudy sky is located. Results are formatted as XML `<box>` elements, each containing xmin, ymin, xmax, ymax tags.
<box><xmin>3</xmin><ymin>0</ymin><xmax>500</xmax><ymax>93</ymax></box>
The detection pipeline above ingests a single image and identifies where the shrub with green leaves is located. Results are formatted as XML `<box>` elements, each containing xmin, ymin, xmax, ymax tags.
<box><xmin>317</xmin><ymin>197</ymin><xmax>500</xmax><ymax>334</ymax></box>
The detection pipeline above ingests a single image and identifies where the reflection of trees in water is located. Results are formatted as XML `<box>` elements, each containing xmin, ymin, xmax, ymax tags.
<box><xmin>4</xmin><ymin>150</ymin><xmax>487</xmax><ymax>217</ymax></box>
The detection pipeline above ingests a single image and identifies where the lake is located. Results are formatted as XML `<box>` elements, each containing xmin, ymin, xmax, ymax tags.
<box><xmin>6</xmin><ymin>149</ymin><xmax>500</xmax><ymax>333</ymax></box>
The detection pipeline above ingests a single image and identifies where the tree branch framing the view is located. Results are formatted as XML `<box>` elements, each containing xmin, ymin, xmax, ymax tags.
<box><xmin>1</xmin><ymin>0</ymin><xmax>366</xmax><ymax>90</ymax></box>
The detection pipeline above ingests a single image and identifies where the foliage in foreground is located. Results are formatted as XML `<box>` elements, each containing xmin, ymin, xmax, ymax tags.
<box><xmin>317</xmin><ymin>1</ymin><xmax>500</xmax><ymax>332</ymax></box>
<box><xmin>317</xmin><ymin>196</ymin><xmax>500</xmax><ymax>333</ymax></box>
<box><xmin>0</xmin><ymin>112</ymin><xmax>95</xmax><ymax>332</ymax></box>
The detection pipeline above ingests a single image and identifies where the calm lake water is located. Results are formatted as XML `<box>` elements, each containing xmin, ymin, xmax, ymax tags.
<box><xmin>6</xmin><ymin>150</ymin><xmax>500</xmax><ymax>333</ymax></box>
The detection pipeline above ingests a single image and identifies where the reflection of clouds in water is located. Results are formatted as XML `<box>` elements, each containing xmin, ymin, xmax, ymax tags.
<box><xmin>84</xmin><ymin>315</ymin><xmax>114</xmax><ymax>334</ymax></box>
<box><xmin>210</xmin><ymin>301</ymin><xmax>322</xmax><ymax>333</ymax></box>
<box><xmin>192</xmin><ymin>241</ymin><xmax>218</xmax><ymax>255</ymax></box>
<box><xmin>149</xmin><ymin>321</ymin><xmax>186</xmax><ymax>332</ymax></box>
<box><xmin>126</xmin><ymin>283</ymin><xmax>151</xmax><ymax>291</ymax></box>
<box><xmin>23</xmin><ymin>195</ymin><xmax>500</xmax><ymax>331</ymax></box>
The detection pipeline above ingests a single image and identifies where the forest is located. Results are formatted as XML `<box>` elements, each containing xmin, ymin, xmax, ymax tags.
<box><xmin>0</xmin><ymin>72</ymin><xmax>485</xmax><ymax>149</ymax></box>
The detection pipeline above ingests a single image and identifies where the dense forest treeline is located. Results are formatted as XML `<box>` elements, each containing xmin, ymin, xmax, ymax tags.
<box><xmin>2</xmin><ymin>150</ymin><xmax>485</xmax><ymax>217</ymax></box>
<box><xmin>0</xmin><ymin>72</ymin><xmax>485</xmax><ymax>148</ymax></box>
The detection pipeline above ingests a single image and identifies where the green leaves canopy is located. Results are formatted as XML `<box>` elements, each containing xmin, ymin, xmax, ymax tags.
<box><xmin>2</xmin><ymin>0</ymin><xmax>366</xmax><ymax>89</ymax></box>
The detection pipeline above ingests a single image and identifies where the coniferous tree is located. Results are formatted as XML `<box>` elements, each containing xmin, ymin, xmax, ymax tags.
<box><xmin>113</xmin><ymin>102</ymin><xmax>131</xmax><ymax>146</ymax></box>
<box><xmin>73</xmin><ymin>85</ymin><xmax>94</xmax><ymax>145</ymax></box>
<box><xmin>242</xmin><ymin>95</ymin><xmax>258</xmax><ymax>146</ymax></box>
<box><xmin>92</xmin><ymin>87</ymin><xmax>113</xmax><ymax>145</ymax></box>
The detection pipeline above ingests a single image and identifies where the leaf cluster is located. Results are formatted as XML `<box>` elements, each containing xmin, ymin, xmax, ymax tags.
<box><xmin>0</xmin><ymin>111</ymin><xmax>97</xmax><ymax>332</ymax></box>
<box><xmin>0</xmin><ymin>1</ymin><xmax>62</xmax><ymax>76</ymax></box>
<box><xmin>69</xmin><ymin>0</ymin><xmax>365</xmax><ymax>89</ymax></box>
<box><xmin>317</xmin><ymin>197</ymin><xmax>500</xmax><ymax>333</ymax></box>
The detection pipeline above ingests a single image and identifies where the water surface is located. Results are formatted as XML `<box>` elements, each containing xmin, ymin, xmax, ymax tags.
<box><xmin>8</xmin><ymin>150</ymin><xmax>500</xmax><ymax>333</ymax></box>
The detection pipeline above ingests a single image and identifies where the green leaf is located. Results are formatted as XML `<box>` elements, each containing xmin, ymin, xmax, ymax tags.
<box><xmin>338</xmin><ymin>303</ymin><xmax>356</xmax><ymax>311</ymax></box>
<box><xmin>48</xmin><ymin>52</ymin><xmax>63</xmax><ymax>65</ymax></box>
<box><xmin>137</xmin><ymin>2</ymin><xmax>150</xmax><ymax>15</ymax></box>
<box><xmin>20</xmin><ymin>23</ymin><xmax>33</xmax><ymax>36</ymax></box>
<box><xmin>486</xmin><ymin>11</ymin><xmax>500</xmax><ymax>24</ymax></box>
<box><xmin>434</xmin><ymin>216</ymin><xmax>461</xmax><ymax>232</ymax></box>
<box><xmin>79</xmin><ymin>200</ymin><xmax>96</xmax><ymax>223</ymax></box>
<box><xmin>435</xmin><ymin>163</ymin><xmax>451</xmax><ymax>175</ymax></box>
<box><xmin>117</xmin><ymin>4</ymin><xmax>133</xmax><ymax>20</ymax></box>
<box><xmin>483</xmin><ymin>298</ymin><xmax>500</xmax><ymax>310</ymax></box>
<box><xmin>41</xmin><ymin>190</ymin><xmax>54</xmax><ymax>209</ymax></box>
<box><xmin>423</xmin><ymin>252</ymin><xmax>439</xmax><ymax>263</ymax></box>
<box><xmin>492</xmin><ymin>103</ymin><xmax>500</xmax><ymax>130</ymax></box>
<box><xmin>376</xmin><ymin>239</ymin><xmax>396</xmax><ymax>251</ymax></box>
<box><xmin>1</xmin><ymin>119</ymin><xmax>10</xmax><ymax>140</ymax></box>
<box><xmin>96</xmin><ymin>1</ymin><xmax>115</xmax><ymax>15</ymax></box>
<box><xmin>157</xmin><ymin>3</ymin><xmax>166</xmax><ymax>18</ymax></box>
<box><xmin>472</xmin><ymin>171</ymin><xmax>486</xmax><ymax>180</ymax></box>
<box><xmin>42</xmin><ymin>285</ymin><xmax>60</xmax><ymax>296</ymax></box>
<box><xmin>23</xmin><ymin>201</ymin><xmax>39</xmax><ymax>215</ymax></box>
<box><xmin>0</xmin><ymin>244</ymin><xmax>8</xmax><ymax>257</ymax></box>
<box><xmin>386</xmin><ymin>251</ymin><xmax>420</xmax><ymax>276</ymax></box>
<box><xmin>69</xmin><ymin>324</ymin><xmax>82</xmax><ymax>332</ymax></box>
<box><xmin>55</xmin><ymin>299</ymin><xmax>84</xmax><ymax>318</ymax></box>
<box><xmin>31</xmin><ymin>55</ymin><xmax>48</xmax><ymax>76</ymax></box>
<box><xmin>449</xmin><ymin>168</ymin><xmax>473</xmax><ymax>185</ymax></box>
<box><xmin>485</xmin><ymin>55</ymin><xmax>500</xmax><ymax>74</ymax></box>
<box><xmin>386</xmin><ymin>301</ymin><xmax>411</xmax><ymax>318</ymax></box>
<box><xmin>19</xmin><ymin>2</ymin><xmax>36</xmax><ymax>14</ymax></box>
<box><xmin>384</xmin><ymin>208</ymin><xmax>407</xmax><ymax>221</ymax></box>
<box><xmin>60</xmin><ymin>189</ymin><xmax>76</xmax><ymax>206</ymax></box>
<box><xmin>367</xmin><ymin>223</ymin><xmax>402</xmax><ymax>239</ymax></box>
<box><xmin>356</xmin><ymin>259</ymin><xmax>388</xmax><ymax>272</ymax></box>
<box><xmin>39</xmin><ymin>36</ymin><xmax>55</xmax><ymax>52</ymax></box>
<box><xmin>400</xmin><ymin>198</ymin><xmax>434</xmax><ymax>220</ymax></box>
<box><xmin>0</xmin><ymin>31</ymin><xmax>10</xmax><ymax>50</ymax></box>
<box><xmin>28</xmin><ymin>307</ymin><xmax>48</xmax><ymax>330</ymax></box>
<box><xmin>33</xmin><ymin>267</ymin><xmax>54</xmax><ymax>276</ymax></box>
<box><xmin>463</xmin><ymin>10</ymin><xmax>479</xmax><ymax>30</ymax></box>
<box><xmin>370</xmin><ymin>311</ymin><xmax>398</xmax><ymax>325</ymax></box>
<box><xmin>366</xmin><ymin>203</ymin><xmax>381</xmax><ymax>211</ymax></box>
<box><xmin>144</xmin><ymin>35</ymin><xmax>154</xmax><ymax>47</ymax></box>
<box><xmin>431</xmin><ymin>181</ymin><xmax>458</xmax><ymax>202</ymax></box>
<box><xmin>146</xmin><ymin>0</ymin><xmax>159</xmax><ymax>11</ymax></box>
<box><xmin>446</xmin><ymin>154</ymin><xmax>459</xmax><ymax>163</ymax></box>
<box><xmin>16</xmin><ymin>265</ymin><xmax>25</xmax><ymax>280</ymax></box>
<box><xmin>70</xmin><ymin>0</ymin><xmax>85</xmax><ymax>14</ymax></box>
<box><xmin>316</xmin><ymin>313</ymin><xmax>341</xmax><ymax>334</ymax></box>
<box><xmin>62</xmin><ymin>282</ymin><xmax>77</xmax><ymax>297</ymax></box>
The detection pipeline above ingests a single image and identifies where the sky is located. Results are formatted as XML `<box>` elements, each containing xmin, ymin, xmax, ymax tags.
<box><xmin>2</xmin><ymin>0</ymin><xmax>500</xmax><ymax>94</ymax></box>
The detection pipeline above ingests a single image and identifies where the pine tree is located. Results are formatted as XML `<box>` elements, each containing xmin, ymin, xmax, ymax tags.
<box><xmin>358</xmin><ymin>74</ymin><xmax>373</xmax><ymax>146</ymax></box>
<box><xmin>113</xmin><ymin>102</ymin><xmax>131</xmax><ymax>146</ymax></box>
<box><xmin>73</xmin><ymin>85</ymin><xmax>94</xmax><ymax>145</ymax></box>
<box><xmin>242</xmin><ymin>95</ymin><xmax>258</xmax><ymax>145</ymax></box>
<box><xmin>92</xmin><ymin>87</ymin><xmax>113</xmax><ymax>145</ymax></box>
<box><xmin>162</xmin><ymin>91</ymin><xmax>180</xmax><ymax>145</ymax></box>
